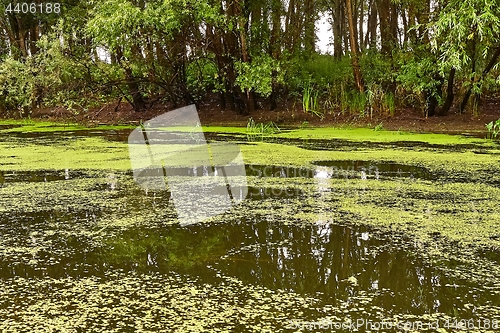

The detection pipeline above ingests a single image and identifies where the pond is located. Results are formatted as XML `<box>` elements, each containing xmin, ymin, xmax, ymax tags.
<box><xmin>0</xmin><ymin>128</ymin><xmax>500</xmax><ymax>331</ymax></box>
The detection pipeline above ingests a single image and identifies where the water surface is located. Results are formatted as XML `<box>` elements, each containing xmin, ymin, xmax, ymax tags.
<box><xmin>1</xmin><ymin>130</ymin><xmax>500</xmax><ymax>331</ymax></box>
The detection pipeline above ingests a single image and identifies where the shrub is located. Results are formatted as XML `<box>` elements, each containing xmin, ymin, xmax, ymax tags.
<box><xmin>186</xmin><ymin>57</ymin><xmax>219</xmax><ymax>101</ymax></box>
<box><xmin>0</xmin><ymin>57</ymin><xmax>36</xmax><ymax>117</ymax></box>
<box><xmin>235</xmin><ymin>54</ymin><xmax>283</xmax><ymax>98</ymax></box>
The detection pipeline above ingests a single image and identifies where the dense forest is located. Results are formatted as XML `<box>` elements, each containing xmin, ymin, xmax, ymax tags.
<box><xmin>0</xmin><ymin>0</ymin><xmax>499</xmax><ymax>118</ymax></box>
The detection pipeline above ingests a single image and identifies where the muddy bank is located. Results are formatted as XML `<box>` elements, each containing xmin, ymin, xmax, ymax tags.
<box><xmin>5</xmin><ymin>97</ymin><xmax>500</xmax><ymax>135</ymax></box>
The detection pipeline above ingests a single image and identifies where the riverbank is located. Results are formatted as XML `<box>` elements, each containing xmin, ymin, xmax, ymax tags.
<box><xmin>3</xmin><ymin>97</ymin><xmax>500</xmax><ymax>136</ymax></box>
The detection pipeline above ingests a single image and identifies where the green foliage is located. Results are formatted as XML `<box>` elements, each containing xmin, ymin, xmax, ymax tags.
<box><xmin>186</xmin><ymin>58</ymin><xmax>219</xmax><ymax>101</ymax></box>
<box><xmin>2</xmin><ymin>0</ymin><xmax>500</xmax><ymax>119</ymax></box>
<box><xmin>341</xmin><ymin>90</ymin><xmax>367</xmax><ymax>115</ymax></box>
<box><xmin>0</xmin><ymin>58</ymin><xmax>35</xmax><ymax>116</ymax></box>
<box><xmin>246</xmin><ymin>117</ymin><xmax>281</xmax><ymax>141</ymax></box>
<box><xmin>397</xmin><ymin>52</ymin><xmax>443</xmax><ymax>109</ymax></box>
<box><xmin>358</xmin><ymin>52</ymin><xmax>398</xmax><ymax>115</ymax></box>
<box><xmin>383</xmin><ymin>92</ymin><xmax>396</xmax><ymax>115</ymax></box>
<box><xmin>290</xmin><ymin>54</ymin><xmax>397</xmax><ymax>117</ymax></box>
<box><xmin>365</xmin><ymin>84</ymin><xmax>396</xmax><ymax>116</ymax></box>
<box><xmin>430</xmin><ymin>0</ymin><xmax>500</xmax><ymax>73</ymax></box>
<box><xmin>86</xmin><ymin>0</ymin><xmax>142</xmax><ymax>53</ymax></box>
<box><xmin>360</xmin><ymin>51</ymin><xmax>394</xmax><ymax>88</ymax></box>
<box><xmin>485</xmin><ymin>119</ymin><xmax>500</xmax><ymax>139</ymax></box>
<box><xmin>84</xmin><ymin>0</ymin><xmax>225</xmax><ymax>107</ymax></box>
<box><xmin>291</xmin><ymin>55</ymin><xmax>353</xmax><ymax>111</ymax></box>
<box><xmin>301</xmin><ymin>54</ymin><xmax>353</xmax><ymax>88</ymax></box>
<box><xmin>425</xmin><ymin>0</ymin><xmax>500</xmax><ymax>114</ymax></box>
<box><xmin>374</xmin><ymin>122</ymin><xmax>385</xmax><ymax>131</ymax></box>
<box><xmin>235</xmin><ymin>55</ymin><xmax>283</xmax><ymax>98</ymax></box>
<box><xmin>246</xmin><ymin>117</ymin><xmax>281</xmax><ymax>134</ymax></box>
<box><xmin>36</xmin><ymin>31</ymin><xmax>121</xmax><ymax>110</ymax></box>
<box><xmin>302</xmin><ymin>83</ymin><xmax>323</xmax><ymax>118</ymax></box>
<box><xmin>0</xmin><ymin>22</ymin><xmax>127</xmax><ymax>117</ymax></box>
<box><xmin>87</xmin><ymin>0</ymin><xmax>222</xmax><ymax>52</ymax></box>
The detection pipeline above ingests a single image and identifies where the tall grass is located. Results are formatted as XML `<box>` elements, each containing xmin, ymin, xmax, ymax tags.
<box><xmin>341</xmin><ymin>90</ymin><xmax>367</xmax><ymax>115</ymax></box>
<box><xmin>486</xmin><ymin>119</ymin><xmax>500</xmax><ymax>139</ymax></box>
<box><xmin>293</xmin><ymin>54</ymin><xmax>398</xmax><ymax>118</ymax></box>
<box><xmin>246</xmin><ymin>117</ymin><xmax>281</xmax><ymax>141</ymax></box>
<box><xmin>302</xmin><ymin>83</ymin><xmax>323</xmax><ymax>118</ymax></box>
<box><xmin>382</xmin><ymin>92</ymin><xmax>396</xmax><ymax>115</ymax></box>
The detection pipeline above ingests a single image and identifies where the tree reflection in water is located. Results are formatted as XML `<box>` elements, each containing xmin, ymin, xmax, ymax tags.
<box><xmin>98</xmin><ymin>218</ymin><xmax>496</xmax><ymax>316</ymax></box>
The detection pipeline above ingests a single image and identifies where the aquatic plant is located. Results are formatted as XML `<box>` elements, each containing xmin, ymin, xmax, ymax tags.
<box><xmin>485</xmin><ymin>118</ymin><xmax>500</xmax><ymax>140</ymax></box>
<box><xmin>374</xmin><ymin>122</ymin><xmax>385</xmax><ymax>131</ymax></box>
<box><xmin>365</xmin><ymin>84</ymin><xmax>396</xmax><ymax>117</ymax></box>
<box><xmin>2</xmin><ymin>127</ymin><xmax>500</xmax><ymax>330</ymax></box>
<box><xmin>246</xmin><ymin>117</ymin><xmax>281</xmax><ymax>141</ymax></box>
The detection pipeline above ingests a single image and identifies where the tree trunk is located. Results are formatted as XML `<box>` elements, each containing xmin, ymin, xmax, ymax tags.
<box><xmin>116</xmin><ymin>47</ymin><xmax>145</xmax><ymax>112</ymax></box>
<box><xmin>15</xmin><ymin>16</ymin><xmax>28</xmax><ymax>57</ymax></box>
<box><xmin>390</xmin><ymin>1</ymin><xmax>399</xmax><ymax>48</ymax></box>
<box><xmin>304</xmin><ymin>0</ymin><xmax>316</xmax><ymax>55</ymax></box>
<box><xmin>438</xmin><ymin>67</ymin><xmax>456</xmax><ymax>116</ymax></box>
<box><xmin>285</xmin><ymin>0</ymin><xmax>302</xmax><ymax>52</ymax></box>
<box><xmin>401</xmin><ymin>7</ymin><xmax>408</xmax><ymax>45</ymax></box>
<box><xmin>346</xmin><ymin>0</ymin><xmax>364</xmax><ymax>92</ymax></box>
<box><xmin>270</xmin><ymin>0</ymin><xmax>281</xmax><ymax>59</ymax></box>
<box><xmin>365</xmin><ymin>0</ymin><xmax>378</xmax><ymax>48</ymax></box>
<box><xmin>207</xmin><ymin>24</ymin><xmax>227</xmax><ymax>110</ymax></box>
<box><xmin>415</xmin><ymin>0</ymin><xmax>430</xmax><ymax>43</ymax></box>
<box><xmin>378</xmin><ymin>0</ymin><xmax>390</xmax><ymax>53</ymax></box>
<box><xmin>223</xmin><ymin>0</ymin><xmax>249</xmax><ymax>114</ymax></box>
<box><xmin>250</xmin><ymin>1</ymin><xmax>262</xmax><ymax>52</ymax></box>
<box><xmin>330</xmin><ymin>0</ymin><xmax>344</xmax><ymax>58</ymax></box>
<box><xmin>291</xmin><ymin>1</ymin><xmax>304</xmax><ymax>52</ymax></box>
<box><xmin>284</xmin><ymin>0</ymin><xmax>295</xmax><ymax>50</ymax></box>
<box><xmin>270</xmin><ymin>0</ymin><xmax>281</xmax><ymax>110</ymax></box>
<box><xmin>406</xmin><ymin>4</ymin><xmax>417</xmax><ymax>45</ymax></box>
<box><xmin>238</xmin><ymin>14</ymin><xmax>252</xmax><ymax>115</ymax></box>
<box><xmin>424</xmin><ymin>75</ymin><xmax>444</xmax><ymax>117</ymax></box>
<box><xmin>358</xmin><ymin>0</ymin><xmax>364</xmax><ymax>51</ymax></box>
<box><xmin>460</xmin><ymin>45</ymin><xmax>500</xmax><ymax>113</ymax></box>
<box><xmin>29</xmin><ymin>25</ymin><xmax>39</xmax><ymax>55</ymax></box>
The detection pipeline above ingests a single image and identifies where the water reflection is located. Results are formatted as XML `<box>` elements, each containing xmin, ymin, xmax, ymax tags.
<box><xmin>227</xmin><ymin>220</ymin><xmax>499</xmax><ymax>316</ymax></box>
<box><xmin>313</xmin><ymin>160</ymin><xmax>431</xmax><ymax>180</ymax></box>
<box><xmin>1</xmin><ymin>164</ymin><xmax>498</xmax><ymax>319</ymax></box>
<box><xmin>0</xmin><ymin>214</ymin><xmax>495</xmax><ymax>316</ymax></box>
<box><xmin>246</xmin><ymin>162</ymin><xmax>431</xmax><ymax>181</ymax></box>
<box><xmin>0</xmin><ymin>209</ymin><xmax>101</xmax><ymax>278</ymax></box>
<box><xmin>0</xmin><ymin>162</ymin><xmax>429</xmax><ymax>187</ymax></box>
<box><xmin>0</xmin><ymin>170</ymin><xmax>75</xmax><ymax>183</ymax></box>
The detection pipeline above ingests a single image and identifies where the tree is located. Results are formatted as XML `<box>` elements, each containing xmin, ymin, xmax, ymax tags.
<box><xmin>1</xmin><ymin>0</ymin><xmax>500</xmax><ymax>120</ymax></box>
<box><xmin>430</xmin><ymin>0</ymin><xmax>500</xmax><ymax>114</ymax></box>
<box><xmin>345</xmin><ymin>0</ymin><xmax>364</xmax><ymax>92</ymax></box>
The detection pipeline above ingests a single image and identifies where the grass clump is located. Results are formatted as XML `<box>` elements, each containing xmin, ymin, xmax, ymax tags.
<box><xmin>486</xmin><ymin>119</ymin><xmax>500</xmax><ymax>140</ymax></box>
<box><xmin>246</xmin><ymin>117</ymin><xmax>281</xmax><ymax>141</ymax></box>
<box><xmin>302</xmin><ymin>83</ymin><xmax>323</xmax><ymax>119</ymax></box>
<box><xmin>374</xmin><ymin>122</ymin><xmax>385</xmax><ymax>131</ymax></box>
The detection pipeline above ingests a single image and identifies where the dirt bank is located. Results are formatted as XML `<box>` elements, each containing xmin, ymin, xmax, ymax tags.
<box><xmin>18</xmin><ymin>97</ymin><xmax>500</xmax><ymax>135</ymax></box>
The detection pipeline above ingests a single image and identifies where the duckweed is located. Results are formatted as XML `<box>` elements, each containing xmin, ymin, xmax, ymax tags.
<box><xmin>1</xmin><ymin>124</ymin><xmax>500</xmax><ymax>331</ymax></box>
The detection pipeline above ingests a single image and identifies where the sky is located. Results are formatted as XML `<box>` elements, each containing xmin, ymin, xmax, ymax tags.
<box><xmin>316</xmin><ymin>13</ymin><xmax>333</xmax><ymax>54</ymax></box>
